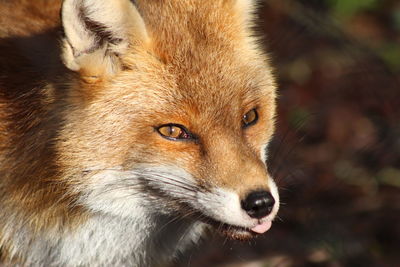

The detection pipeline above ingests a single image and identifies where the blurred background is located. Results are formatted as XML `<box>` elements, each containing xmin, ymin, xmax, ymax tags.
<box><xmin>175</xmin><ymin>0</ymin><xmax>400</xmax><ymax>266</ymax></box>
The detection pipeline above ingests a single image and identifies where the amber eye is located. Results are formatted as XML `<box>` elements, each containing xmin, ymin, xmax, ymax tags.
<box><xmin>156</xmin><ymin>124</ymin><xmax>193</xmax><ymax>140</ymax></box>
<box><xmin>242</xmin><ymin>109</ymin><xmax>258</xmax><ymax>128</ymax></box>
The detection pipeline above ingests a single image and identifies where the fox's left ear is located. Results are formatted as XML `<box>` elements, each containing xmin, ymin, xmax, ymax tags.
<box><xmin>61</xmin><ymin>0</ymin><xmax>148</xmax><ymax>77</ymax></box>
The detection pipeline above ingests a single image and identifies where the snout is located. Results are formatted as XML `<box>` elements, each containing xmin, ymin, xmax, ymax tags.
<box><xmin>195</xmin><ymin>179</ymin><xmax>279</xmax><ymax>240</ymax></box>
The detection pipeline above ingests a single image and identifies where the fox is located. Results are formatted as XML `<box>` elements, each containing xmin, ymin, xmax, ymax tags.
<box><xmin>0</xmin><ymin>0</ymin><xmax>279</xmax><ymax>266</ymax></box>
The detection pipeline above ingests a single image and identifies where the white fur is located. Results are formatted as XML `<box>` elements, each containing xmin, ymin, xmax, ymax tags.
<box><xmin>268</xmin><ymin>176</ymin><xmax>280</xmax><ymax>219</ymax></box>
<box><xmin>3</xmin><ymin>210</ymin><xmax>205</xmax><ymax>266</ymax></box>
<box><xmin>196</xmin><ymin>188</ymin><xmax>255</xmax><ymax>226</ymax></box>
<box><xmin>61</xmin><ymin>0</ymin><xmax>147</xmax><ymax>72</ymax></box>
<box><xmin>260</xmin><ymin>142</ymin><xmax>269</xmax><ymax>163</ymax></box>
<box><xmin>77</xmin><ymin>164</ymin><xmax>279</xmax><ymax>232</ymax></box>
<box><xmin>62</xmin><ymin>0</ymin><xmax>97</xmax><ymax>58</ymax></box>
<box><xmin>3</xmin><ymin>160</ymin><xmax>278</xmax><ymax>266</ymax></box>
<box><xmin>76</xmin><ymin>168</ymin><xmax>148</xmax><ymax>218</ymax></box>
<box><xmin>196</xmin><ymin>186</ymin><xmax>279</xmax><ymax>228</ymax></box>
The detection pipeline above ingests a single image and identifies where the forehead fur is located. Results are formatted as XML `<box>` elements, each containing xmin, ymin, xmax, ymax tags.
<box><xmin>121</xmin><ymin>0</ymin><xmax>275</xmax><ymax>117</ymax></box>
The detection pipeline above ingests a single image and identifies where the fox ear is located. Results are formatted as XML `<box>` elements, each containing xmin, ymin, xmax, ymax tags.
<box><xmin>61</xmin><ymin>0</ymin><xmax>147</xmax><ymax>77</ymax></box>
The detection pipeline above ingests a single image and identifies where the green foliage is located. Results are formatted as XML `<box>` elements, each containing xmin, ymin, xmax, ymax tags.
<box><xmin>393</xmin><ymin>8</ymin><xmax>400</xmax><ymax>30</ymax></box>
<box><xmin>377</xmin><ymin>168</ymin><xmax>400</xmax><ymax>188</ymax></box>
<box><xmin>328</xmin><ymin>0</ymin><xmax>379</xmax><ymax>19</ymax></box>
<box><xmin>377</xmin><ymin>43</ymin><xmax>400</xmax><ymax>72</ymax></box>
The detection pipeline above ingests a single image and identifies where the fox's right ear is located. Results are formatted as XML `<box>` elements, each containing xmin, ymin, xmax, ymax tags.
<box><xmin>61</xmin><ymin>0</ymin><xmax>148</xmax><ymax>77</ymax></box>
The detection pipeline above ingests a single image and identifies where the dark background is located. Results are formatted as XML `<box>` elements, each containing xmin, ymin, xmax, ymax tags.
<box><xmin>175</xmin><ymin>0</ymin><xmax>400</xmax><ymax>266</ymax></box>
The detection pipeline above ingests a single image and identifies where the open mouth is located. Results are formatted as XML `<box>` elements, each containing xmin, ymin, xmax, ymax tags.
<box><xmin>216</xmin><ymin>223</ymin><xmax>257</xmax><ymax>240</ymax></box>
<box><xmin>148</xmin><ymin>191</ymin><xmax>275</xmax><ymax>240</ymax></box>
<box><xmin>202</xmin><ymin>216</ymin><xmax>273</xmax><ymax>241</ymax></box>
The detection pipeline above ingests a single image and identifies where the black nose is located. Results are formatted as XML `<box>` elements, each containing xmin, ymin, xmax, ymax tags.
<box><xmin>241</xmin><ymin>191</ymin><xmax>275</xmax><ymax>219</ymax></box>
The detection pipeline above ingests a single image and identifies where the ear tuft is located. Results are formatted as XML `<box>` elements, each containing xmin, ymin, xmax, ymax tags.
<box><xmin>61</xmin><ymin>0</ymin><xmax>147</xmax><ymax>76</ymax></box>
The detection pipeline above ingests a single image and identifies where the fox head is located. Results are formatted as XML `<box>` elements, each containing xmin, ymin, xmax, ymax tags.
<box><xmin>59</xmin><ymin>0</ymin><xmax>279</xmax><ymax>239</ymax></box>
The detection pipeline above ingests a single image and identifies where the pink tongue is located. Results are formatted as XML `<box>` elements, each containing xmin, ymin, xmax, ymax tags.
<box><xmin>250</xmin><ymin>221</ymin><xmax>272</xmax><ymax>234</ymax></box>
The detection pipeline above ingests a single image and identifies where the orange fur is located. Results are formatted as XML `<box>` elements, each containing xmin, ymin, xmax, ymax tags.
<box><xmin>0</xmin><ymin>0</ymin><xmax>278</xmax><ymax>265</ymax></box>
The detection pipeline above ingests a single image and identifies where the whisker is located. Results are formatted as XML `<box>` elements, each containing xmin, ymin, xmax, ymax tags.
<box><xmin>143</xmin><ymin>173</ymin><xmax>201</xmax><ymax>192</ymax></box>
<box><xmin>155</xmin><ymin>209</ymin><xmax>199</xmax><ymax>236</ymax></box>
<box><xmin>272</xmin><ymin>133</ymin><xmax>306</xmax><ymax>182</ymax></box>
<box><xmin>275</xmin><ymin>215</ymin><xmax>284</xmax><ymax>222</ymax></box>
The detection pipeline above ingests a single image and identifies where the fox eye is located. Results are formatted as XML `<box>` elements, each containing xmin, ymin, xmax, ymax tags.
<box><xmin>242</xmin><ymin>109</ymin><xmax>258</xmax><ymax>128</ymax></box>
<box><xmin>156</xmin><ymin>124</ymin><xmax>193</xmax><ymax>140</ymax></box>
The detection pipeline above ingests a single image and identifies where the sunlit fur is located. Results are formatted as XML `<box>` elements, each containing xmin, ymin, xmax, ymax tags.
<box><xmin>0</xmin><ymin>0</ymin><xmax>279</xmax><ymax>266</ymax></box>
